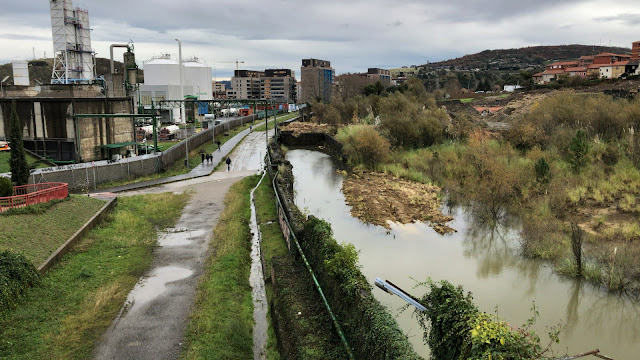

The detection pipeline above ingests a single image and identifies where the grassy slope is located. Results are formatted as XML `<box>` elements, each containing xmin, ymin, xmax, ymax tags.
<box><xmin>0</xmin><ymin>195</ymin><xmax>105</xmax><ymax>265</ymax></box>
<box><xmin>0</xmin><ymin>192</ymin><xmax>189</xmax><ymax>359</ymax></box>
<box><xmin>181</xmin><ymin>176</ymin><xmax>257</xmax><ymax>360</ymax></box>
<box><xmin>254</xmin><ymin>174</ymin><xmax>346</xmax><ymax>359</ymax></box>
<box><xmin>0</xmin><ymin>152</ymin><xmax>50</xmax><ymax>173</ymax></box>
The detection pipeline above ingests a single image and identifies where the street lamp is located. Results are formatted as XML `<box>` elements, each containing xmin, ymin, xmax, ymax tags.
<box><xmin>1</xmin><ymin>75</ymin><xmax>9</xmax><ymax>93</ymax></box>
<box><xmin>175</xmin><ymin>38</ymin><xmax>188</xmax><ymax>167</ymax></box>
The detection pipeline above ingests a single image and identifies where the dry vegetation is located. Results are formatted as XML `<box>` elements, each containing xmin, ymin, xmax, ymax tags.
<box><xmin>302</xmin><ymin>85</ymin><xmax>640</xmax><ymax>294</ymax></box>
<box><xmin>342</xmin><ymin>170</ymin><xmax>455</xmax><ymax>234</ymax></box>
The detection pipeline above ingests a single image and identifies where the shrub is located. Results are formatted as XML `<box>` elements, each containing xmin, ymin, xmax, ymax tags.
<box><xmin>0</xmin><ymin>176</ymin><xmax>13</xmax><ymax>197</ymax></box>
<box><xmin>336</xmin><ymin>125</ymin><xmax>390</xmax><ymax>169</ymax></box>
<box><xmin>0</xmin><ymin>250</ymin><xmax>40</xmax><ymax>312</ymax></box>
<box><xmin>534</xmin><ymin>157</ymin><xmax>551</xmax><ymax>185</ymax></box>
<box><xmin>414</xmin><ymin>279</ymin><xmax>556</xmax><ymax>360</ymax></box>
<box><xmin>568</xmin><ymin>130</ymin><xmax>590</xmax><ymax>173</ymax></box>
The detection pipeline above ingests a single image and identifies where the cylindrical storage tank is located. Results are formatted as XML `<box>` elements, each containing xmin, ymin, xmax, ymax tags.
<box><xmin>124</xmin><ymin>51</ymin><xmax>137</xmax><ymax>85</ymax></box>
<box><xmin>183</xmin><ymin>59</ymin><xmax>213</xmax><ymax>100</ymax></box>
<box><xmin>143</xmin><ymin>56</ymin><xmax>180</xmax><ymax>86</ymax></box>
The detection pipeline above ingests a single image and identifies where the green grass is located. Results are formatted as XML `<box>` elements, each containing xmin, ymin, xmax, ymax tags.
<box><xmin>0</xmin><ymin>195</ymin><xmax>106</xmax><ymax>265</ymax></box>
<box><xmin>181</xmin><ymin>176</ymin><xmax>258</xmax><ymax>360</ymax></box>
<box><xmin>252</xmin><ymin>113</ymin><xmax>298</xmax><ymax>132</ymax></box>
<box><xmin>0</xmin><ymin>152</ymin><xmax>50</xmax><ymax>173</ymax></box>
<box><xmin>0</xmin><ymin>192</ymin><xmax>189</xmax><ymax>359</ymax></box>
<box><xmin>459</xmin><ymin>98</ymin><xmax>475</xmax><ymax>103</ymax></box>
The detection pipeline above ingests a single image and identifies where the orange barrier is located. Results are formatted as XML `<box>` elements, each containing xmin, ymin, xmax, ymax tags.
<box><xmin>0</xmin><ymin>182</ymin><xmax>68</xmax><ymax>212</ymax></box>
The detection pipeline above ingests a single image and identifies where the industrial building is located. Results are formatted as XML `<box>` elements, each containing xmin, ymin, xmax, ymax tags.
<box><xmin>300</xmin><ymin>59</ymin><xmax>334</xmax><ymax>103</ymax></box>
<box><xmin>227</xmin><ymin>69</ymin><xmax>297</xmax><ymax>103</ymax></box>
<box><xmin>0</xmin><ymin>1</ymin><xmax>140</xmax><ymax>163</ymax></box>
<box><xmin>139</xmin><ymin>55</ymin><xmax>213</xmax><ymax>123</ymax></box>
<box><xmin>49</xmin><ymin>0</ymin><xmax>96</xmax><ymax>84</ymax></box>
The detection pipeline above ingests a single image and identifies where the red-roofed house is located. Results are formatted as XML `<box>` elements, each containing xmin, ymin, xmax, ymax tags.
<box><xmin>587</xmin><ymin>64</ymin><xmax>602</xmax><ymax>77</ymax></box>
<box><xmin>565</xmin><ymin>67</ymin><xmax>588</xmax><ymax>77</ymax></box>
<box><xmin>579</xmin><ymin>56</ymin><xmax>594</xmax><ymax>67</ymax></box>
<box><xmin>545</xmin><ymin>61</ymin><xmax>579</xmax><ymax>71</ymax></box>
<box><xmin>612</xmin><ymin>61</ymin><xmax>629</xmax><ymax>78</ymax></box>
<box><xmin>593</xmin><ymin>53</ymin><xmax>631</xmax><ymax>65</ymax></box>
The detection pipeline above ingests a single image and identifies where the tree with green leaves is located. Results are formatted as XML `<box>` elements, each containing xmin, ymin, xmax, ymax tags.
<box><xmin>568</xmin><ymin>129</ymin><xmax>590</xmax><ymax>173</ymax></box>
<box><xmin>8</xmin><ymin>101</ymin><xmax>29</xmax><ymax>185</ymax></box>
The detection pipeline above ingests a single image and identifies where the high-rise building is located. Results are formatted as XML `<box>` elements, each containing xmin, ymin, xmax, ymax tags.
<box><xmin>262</xmin><ymin>69</ymin><xmax>296</xmax><ymax>103</ymax></box>
<box><xmin>301</xmin><ymin>59</ymin><xmax>334</xmax><ymax>103</ymax></box>
<box><xmin>632</xmin><ymin>41</ymin><xmax>640</xmax><ymax>61</ymax></box>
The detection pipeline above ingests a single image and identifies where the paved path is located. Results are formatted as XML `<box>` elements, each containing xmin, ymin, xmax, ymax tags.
<box><xmin>94</xmin><ymin>130</ymin><xmax>271</xmax><ymax>360</ymax></box>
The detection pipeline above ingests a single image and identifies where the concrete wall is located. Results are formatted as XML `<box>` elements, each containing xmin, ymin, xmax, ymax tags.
<box><xmin>28</xmin><ymin>113</ymin><xmax>260</xmax><ymax>190</ymax></box>
<box><xmin>0</xmin><ymin>97</ymin><xmax>134</xmax><ymax>162</ymax></box>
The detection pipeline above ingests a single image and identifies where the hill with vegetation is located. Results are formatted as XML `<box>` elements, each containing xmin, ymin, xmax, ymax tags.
<box><xmin>391</xmin><ymin>44</ymin><xmax>632</xmax><ymax>93</ymax></box>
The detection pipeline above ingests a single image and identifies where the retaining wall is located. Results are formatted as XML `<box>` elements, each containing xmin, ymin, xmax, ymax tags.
<box><xmin>267</xmin><ymin>143</ymin><xmax>420</xmax><ymax>359</ymax></box>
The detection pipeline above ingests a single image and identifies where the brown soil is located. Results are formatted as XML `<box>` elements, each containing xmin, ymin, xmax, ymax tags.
<box><xmin>341</xmin><ymin>170</ymin><xmax>456</xmax><ymax>234</ymax></box>
<box><xmin>281</xmin><ymin>122</ymin><xmax>333</xmax><ymax>136</ymax></box>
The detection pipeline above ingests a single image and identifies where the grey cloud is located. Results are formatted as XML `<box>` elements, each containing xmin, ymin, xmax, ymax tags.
<box><xmin>387</xmin><ymin>20</ymin><xmax>403</xmax><ymax>27</ymax></box>
<box><xmin>0</xmin><ymin>33</ymin><xmax>50</xmax><ymax>41</ymax></box>
<box><xmin>596</xmin><ymin>13</ymin><xmax>640</xmax><ymax>25</ymax></box>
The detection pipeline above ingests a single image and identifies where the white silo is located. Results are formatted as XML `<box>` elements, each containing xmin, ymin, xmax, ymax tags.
<box><xmin>183</xmin><ymin>57</ymin><xmax>213</xmax><ymax>100</ymax></box>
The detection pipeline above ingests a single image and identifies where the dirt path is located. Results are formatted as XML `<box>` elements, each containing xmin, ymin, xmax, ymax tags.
<box><xmin>94</xmin><ymin>131</ymin><xmax>269</xmax><ymax>360</ymax></box>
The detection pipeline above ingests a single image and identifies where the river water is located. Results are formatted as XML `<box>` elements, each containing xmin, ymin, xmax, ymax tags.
<box><xmin>287</xmin><ymin>149</ymin><xmax>640</xmax><ymax>359</ymax></box>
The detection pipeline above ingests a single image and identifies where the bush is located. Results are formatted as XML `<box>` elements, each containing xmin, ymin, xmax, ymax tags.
<box><xmin>336</xmin><ymin>125</ymin><xmax>390</xmax><ymax>169</ymax></box>
<box><xmin>0</xmin><ymin>176</ymin><xmax>13</xmax><ymax>197</ymax></box>
<box><xmin>414</xmin><ymin>279</ymin><xmax>557</xmax><ymax>360</ymax></box>
<box><xmin>0</xmin><ymin>250</ymin><xmax>40</xmax><ymax>312</ymax></box>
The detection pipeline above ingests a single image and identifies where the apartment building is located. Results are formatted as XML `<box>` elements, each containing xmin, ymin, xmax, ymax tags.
<box><xmin>301</xmin><ymin>58</ymin><xmax>334</xmax><ymax>103</ymax></box>
<box><xmin>227</xmin><ymin>69</ymin><xmax>296</xmax><ymax>103</ymax></box>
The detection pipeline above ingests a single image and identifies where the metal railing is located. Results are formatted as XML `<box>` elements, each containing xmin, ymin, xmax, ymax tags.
<box><xmin>266</xmin><ymin>150</ymin><xmax>354</xmax><ymax>359</ymax></box>
<box><xmin>0</xmin><ymin>182</ymin><xmax>68</xmax><ymax>212</ymax></box>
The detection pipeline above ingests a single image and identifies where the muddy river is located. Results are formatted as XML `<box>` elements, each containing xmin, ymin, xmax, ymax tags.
<box><xmin>287</xmin><ymin>149</ymin><xmax>640</xmax><ymax>359</ymax></box>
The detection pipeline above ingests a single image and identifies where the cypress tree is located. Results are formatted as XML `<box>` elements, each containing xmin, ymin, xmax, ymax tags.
<box><xmin>8</xmin><ymin>101</ymin><xmax>29</xmax><ymax>185</ymax></box>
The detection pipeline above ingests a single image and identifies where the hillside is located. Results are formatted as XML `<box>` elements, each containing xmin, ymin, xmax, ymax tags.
<box><xmin>423</xmin><ymin>44</ymin><xmax>631</xmax><ymax>70</ymax></box>
<box><xmin>0</xmin><ymin>57</ymin><xmax>143</xmax><ymax>86</ymax></box>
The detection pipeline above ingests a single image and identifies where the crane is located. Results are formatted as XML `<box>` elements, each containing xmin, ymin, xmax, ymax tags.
<box><xmin>217</xmin><ymin>59</ymin><xmax>245</xmax><ymax>75</ymax></box>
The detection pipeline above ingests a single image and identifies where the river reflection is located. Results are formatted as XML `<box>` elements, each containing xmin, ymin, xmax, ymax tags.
<box><xmin>287</xmin><ymin>149</ymin><xmax>640</xmax><ymax>359</ymax></box>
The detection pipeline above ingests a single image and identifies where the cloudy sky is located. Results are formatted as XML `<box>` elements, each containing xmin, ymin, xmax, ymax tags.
<box><xmin>1</xmin><ymin>0</ymin><xmax>640</xmax><ymax>80</ymax></box>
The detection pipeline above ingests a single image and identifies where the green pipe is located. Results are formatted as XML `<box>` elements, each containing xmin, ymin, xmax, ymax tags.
<box><xmin>269</xmin><ymin>163</ymin><xmax>354</xmax><ymax>359</ymax></box>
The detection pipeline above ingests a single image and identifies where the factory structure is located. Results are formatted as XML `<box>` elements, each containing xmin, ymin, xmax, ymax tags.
<box><xmin>49</xmin><ymin>0</ymin><xmax>96</xmax><ymax>84</ymax></box>
<box><xmin>0</xmin><ymin>0</ymin><xmax>137</xmax><ymax>163</ymax></box>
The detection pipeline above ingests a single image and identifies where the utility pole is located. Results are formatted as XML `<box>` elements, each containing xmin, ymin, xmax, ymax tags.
<box><xmin>175</xmin><ymin>38</ymin><xmax>188</xmax><ymax>167</ymax></box>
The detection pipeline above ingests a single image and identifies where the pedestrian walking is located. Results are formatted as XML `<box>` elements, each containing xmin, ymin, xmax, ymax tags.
<box><xmin>206</xmin><ymin>153</ymin><xmax>210</xmax><ymax>163</ymax></box>
<box><xmin>201</xmin><ymin>153</ymin><xmax>205</xmax><ymax>163</ymax></box>
<box><xmin>217</xmin><ymin>140</ymin><xmax>221</xmax><ymax>151</ymax></box>
<box><xmin>226</xmin><ymin>156</ymin><xmax>231</xmax><ymax>171</ymax></box>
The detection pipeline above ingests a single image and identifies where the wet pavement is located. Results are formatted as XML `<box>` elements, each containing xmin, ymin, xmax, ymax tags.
<box><xmin>94</xmin><ymin>129</ymin><xmax>272</xmax><ymax>359</ymax></box>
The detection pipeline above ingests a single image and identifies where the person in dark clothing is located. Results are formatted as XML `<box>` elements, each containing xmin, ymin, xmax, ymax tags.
<box><xmin>201</xmin><ymin>153</ymin><xmax>205</xmax><ymax>163</ymax></box>
<box><xmin>217</xmin><ymin>140</ymin><xmax>221</xmax><ymax>151</ymax></box>
<box><xmin>226</xmin><ymin>156</ymin><xmax>231</xmax><ymax>171</ymax></box>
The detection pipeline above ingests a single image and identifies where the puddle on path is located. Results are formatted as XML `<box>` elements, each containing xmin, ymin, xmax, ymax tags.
<box><xmin>249</xmin><ymin>171</ymin><xmax>268</xmax><ymax>360</ymax></box>
<box><xmin>125</xmin><ymin>266</ymin><xmax>193</xmax><ymax>314</ymax></box>
<box><xmin>158</xmin><ymin>228</ymin><xmax>206</xmax><ymax>247</ymax></box>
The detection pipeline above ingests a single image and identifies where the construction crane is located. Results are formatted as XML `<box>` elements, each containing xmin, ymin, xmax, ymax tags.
<box><xmin>217</xmin><ymin>59</ymin><xmax>245</xmax><ymax>75</ymax></box>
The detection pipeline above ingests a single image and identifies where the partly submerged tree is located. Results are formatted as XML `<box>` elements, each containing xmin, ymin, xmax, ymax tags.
<box><xmin>8</xmin><ymin>101</ymin><xmax>29</xmax><ymax>185</ymax></box>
